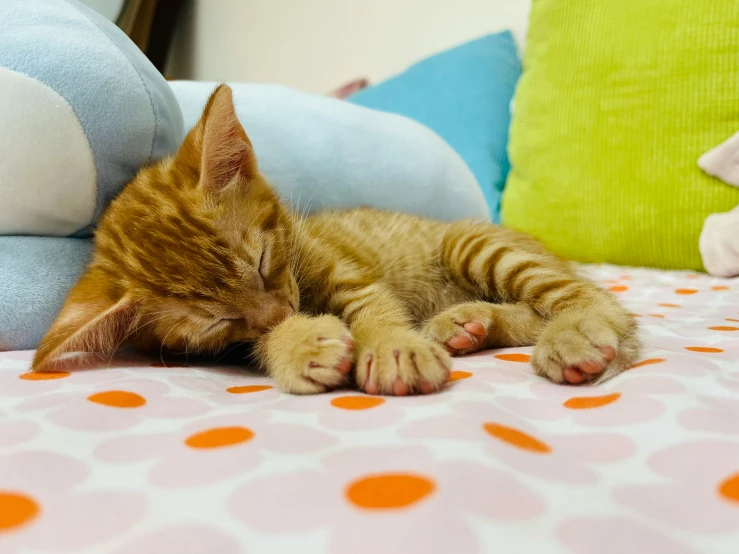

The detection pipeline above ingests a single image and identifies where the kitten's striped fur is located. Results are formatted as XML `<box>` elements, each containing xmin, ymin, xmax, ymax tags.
<box><xmin>33</xmin><ymin>85</ymin><xmax>640</xmax><ymax>395</ymax></box>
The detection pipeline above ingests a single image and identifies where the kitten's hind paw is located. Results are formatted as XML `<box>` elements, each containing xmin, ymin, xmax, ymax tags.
<box><xmin>532</xmin><ymin>311</ymin><xmax>640</xmax><ymax>385</ymax></box>
<box><xmin>423</xmin><ymin>302</ymin><xmax>543</xmax><ymax>356</ymax></box>
<box><xmin>257</xmin><ymin>315</ymin><xmax>355</xmax><ymax>394</ymax></box>
<box><xmin>423</xmin><ymin>306</ymin><xmax>492</xmax><ymax>356</ymax></box>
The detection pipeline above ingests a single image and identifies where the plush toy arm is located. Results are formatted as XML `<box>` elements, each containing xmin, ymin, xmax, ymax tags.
<box><xmin>699</xmin><ymin>205</ymin><xmax>739</xmax><ymax>277</ymax></box>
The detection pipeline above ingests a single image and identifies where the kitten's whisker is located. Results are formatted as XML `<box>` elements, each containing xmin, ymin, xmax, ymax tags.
<box><xmin>106</xmin><ymin>312</ymin><xmax>173</xmax><ymax>365</ymax></box>
<box><xmin>215</xmin><ymin>341</ymin><xmax>242</xmax><ymax>362</ymax></box>
<box><xmin>116</xmin><ymin>312</ymin><xmax>171</xmax><ymax>346</ymax></box>
<box><xmin>158</xmin><ymin>323</ymin><xmax>180</xmax><ymax>366</ymax></box>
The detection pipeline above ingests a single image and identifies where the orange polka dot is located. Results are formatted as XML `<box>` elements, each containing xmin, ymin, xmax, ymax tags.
<box><xmin>0</xmin><ymin>492</ymin><xmax>40</xmax><ymax>531</ymax></box>
<box><xmin>448</xmin><ymin>370</ymin><xmax>473</xmax><ymax>381</ymax></box>
<box><xmin>630</xmin><ymin>313</ymin><xmax>642</xmax><ymax>318</ymax></box>
<box><xmin>87</xmin><ymin>390</ymin><xmax>146</xmax><ymax>408</ymax></box>
<box><xmin>185</xmin><ymin>426</ymin><xmax>254</xmax><ymax>449</ymax></box>
<box><xmin>609</xmin><ymin>285</ymin><xmax>628</xmax><ymax>293</ymax></box>
<box><xmin>564</xmin><ymin>393</ymin><xmax>621</xmax><ymax>410</ymax></box>
<box><xmin>494</xmin><ymin>353</ymin><xmax>531</xmax><ymax>363</ymax></box>
<box><xmin>619</xmin><ymin>275</ymin><xmax>632</xmax><ymax>280</ymax></box>
<box><xmin>712</xmin><ymin>286</ymin><xmax>730</xmax><ymax>291</ymax></box>
<box><xmin>227</xmin><ymin>385</ymin><xmax>273</xmax><ymax>394</ymax></box>
<box><xmin>483</xmin><ymin>423</ymin><xmax>551</xmax><ymax>454</ymax></box>
<box><xmin>18</xmin><ymin>371</ymin><xmax>70</xmax><ymax>381</ymax></box>
<box><xmin>726</xmin><ymin>318</ymin><xmax>739</xmax><ymax>323</ymax></box>
<box><xmin>685</xmin><ymin>346</ymin><xmax>724</xmax><ymax>353</ymax></box>
<box><xmin>331</xmin><ymin>396</ymin><xmax>386</xmax><ymax>410</ymax></box>
<box><xmin>629</xmin><ymin>358</ymin><xmax>666</xmax><ymax>369</ymax></box>
<box><xmin>345</xmin><ymin>473</ymin><xmax>435</xmax><ymax>510</ymax></box>
<box><xmin>648</xmin><ymin>314</ymin><xmax>665</xmax><ymax>319</ymax></box>
<box><xmin>658</xmin><ymin>303</ymin><xmax>681</xmax><ymax>308</ymax></box>
<box><xmin>718</xmin><ymin>473</ymin><xmax>739</xmax><ymax>504</ymax></box>
<box><xmin>675</xmin><ymin>289</ymin><xmax>698</xmax><ymax>295</ymax></box>
<box><xmin>686</xmin><ymin>274</ymin><xmax>701</xmax><ymax>279</ymax></box>
<box><xmin>709</xmin><ymin>326</ymin><xmax>739</xmax><ymax>332</ymax></box>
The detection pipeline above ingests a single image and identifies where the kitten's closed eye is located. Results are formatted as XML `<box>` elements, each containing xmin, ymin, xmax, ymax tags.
<box><xmin>258</xmin><ymin>247</ymin><xmax>268</xmax><ymax>278</ymax></box>
<box><xmin>206</xmin><ymin>316</ymin><xmax>241</xmax><ymax>334</ymax></box>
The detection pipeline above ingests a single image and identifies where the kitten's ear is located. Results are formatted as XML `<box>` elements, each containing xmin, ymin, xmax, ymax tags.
<box><xmin>32</xmin><ymin>269</ymin><xmax>136</xmax><ymax>372</ymax></box>
<box><xmin>198</xmin><ymin>84</ymin><xmax>257</xmax><ymax>191</ymax></box>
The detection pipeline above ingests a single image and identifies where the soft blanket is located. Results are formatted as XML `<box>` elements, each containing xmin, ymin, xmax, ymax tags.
<box><xmin>1</xmin><ymin>265</ymin><xmax>737</xmax><ymax>553</ymax></box>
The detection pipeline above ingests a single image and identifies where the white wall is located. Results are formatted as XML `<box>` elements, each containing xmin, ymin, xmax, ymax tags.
<box><xmin>167</xmin><ymin>0</ymin><xmax>531</xmax><ymax>94</ymax></box>
<box><xmin>78</xmin><ymin>0</ymin><xmax>124</xmax><ymax>21</ymax></box>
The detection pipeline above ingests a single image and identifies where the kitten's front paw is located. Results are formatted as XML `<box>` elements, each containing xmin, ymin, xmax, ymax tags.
<box><xmin>355</xmin><ymin>328</ymin><xmax>451</xmax><ymax>396</ymax></box>
<box><xmin>259</xmin><ymin>315</ymin><xmax>354</xmax><ymax>394</ymax></box>
<box><xmin>532</xmin><ymin>311</ymin><xmax>639</xmax><ymax>385</ymax></box>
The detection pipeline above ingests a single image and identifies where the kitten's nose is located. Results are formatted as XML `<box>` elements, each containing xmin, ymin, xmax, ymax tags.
<box><xmin>273</xmin><ymin>304</ymin><xmax>295</xmax><ymax>323</ymax></box>
<box><xmin>256</xmin><ymin>301</ymin><xmax>294</xmax><ymax>331</ymax></box>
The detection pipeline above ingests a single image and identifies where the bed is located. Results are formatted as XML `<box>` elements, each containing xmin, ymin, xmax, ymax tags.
<box><xmin>1</xmin><ymin>264</ymin><xmax>738</xmax><ymax>554</ymax></box>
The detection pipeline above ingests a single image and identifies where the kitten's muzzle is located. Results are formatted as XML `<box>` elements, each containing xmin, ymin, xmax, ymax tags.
<box><xmin>251</xmin><ymin>300</ymin><xmax>295</xmax><ymax>333</ymax></box>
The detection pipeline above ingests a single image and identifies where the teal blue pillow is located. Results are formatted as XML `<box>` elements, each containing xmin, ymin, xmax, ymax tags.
<box><xmin>349</xmin><ymin>31</ymin><xmax>521</xmax><ymax>222</ymax></box>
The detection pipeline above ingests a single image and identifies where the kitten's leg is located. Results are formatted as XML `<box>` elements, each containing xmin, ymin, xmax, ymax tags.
<box><xmin>327</xmin><ymin>283</ymin><xmax>451</xmax><ymax>396</ymax></box>
<box><xmin>441</xmin><ymin>222</ymin><xmax>640</xmax><ymax>384</ymax></box>
<box><xmin>255</xmin><ymin>314</ymin><xmax>354</xmax><ymax>394</ymax></box>
<box><xmin>422</xmin><ymin>302</ymin><xmax>545</xmax><ymax>356</ymax></box>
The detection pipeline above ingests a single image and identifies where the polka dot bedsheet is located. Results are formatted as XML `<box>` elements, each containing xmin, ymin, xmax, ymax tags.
<box><xmin>1</xmin><ymin>265</ymin><xmax>738</xmax><ymax>554</ymax></box>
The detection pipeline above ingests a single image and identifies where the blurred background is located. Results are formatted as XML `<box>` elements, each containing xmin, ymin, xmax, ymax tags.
<box><xmin>79</xmin><ymin>0</ymin><xmax>530</xmax><ymax>93</ymax></box>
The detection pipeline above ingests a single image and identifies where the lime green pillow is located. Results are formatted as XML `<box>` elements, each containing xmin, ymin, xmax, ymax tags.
<box><xmin>502</xmin><ymin>0</ymin><xmax>739</xmax><ymax>270</ymax></box>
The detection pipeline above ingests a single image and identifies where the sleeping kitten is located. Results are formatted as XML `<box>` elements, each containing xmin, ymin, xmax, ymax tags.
<box><xmin>32</xmin><ymin>85</ymin><xmax>640</xmax><ymax>395</ymax></box>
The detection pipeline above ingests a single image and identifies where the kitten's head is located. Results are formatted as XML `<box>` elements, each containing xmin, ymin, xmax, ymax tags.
<box><xmin>33</xmin><ymin>85</ymin><xmax>299</xmax><ymax>370</ymax></box>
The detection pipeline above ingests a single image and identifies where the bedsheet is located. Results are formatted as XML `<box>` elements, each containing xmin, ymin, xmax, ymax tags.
<box><xmin>1</xmin><ymin>265</ymin><xmax>738</xmax><ymax>554</ymax></box>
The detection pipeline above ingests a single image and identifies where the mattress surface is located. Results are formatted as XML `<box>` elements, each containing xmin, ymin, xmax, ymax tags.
<box><xmin>1</xmin><ymin>265</ymin><xmax>738</xmax><ymax>553</ymax></box>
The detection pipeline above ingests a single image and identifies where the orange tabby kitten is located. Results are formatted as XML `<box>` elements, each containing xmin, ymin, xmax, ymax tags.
<box><xmin>32</xmin><ymin>85</ymin><xmax>640</xmax><ymax>395</ymax></box>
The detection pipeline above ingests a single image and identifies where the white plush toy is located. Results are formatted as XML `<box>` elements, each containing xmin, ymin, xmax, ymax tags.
<box><xmin>698</xmin><ymin>133</ymin><xmax>739</xmax><ymax>277</ymax></box>
<box><xmin>0</xmin><ymin>0</ymin><xmax>183</xmax><ymax>350</ymax></box>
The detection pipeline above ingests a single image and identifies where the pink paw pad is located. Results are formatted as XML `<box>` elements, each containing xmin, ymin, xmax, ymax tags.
<box><xmin>446</xmin><ymin>321</ymin><xmax>486</xmax><ymax>351</ymax></box>
<box><xmin>336</xmin><ymin>357</ymin><xmax>353</xmax><ymax>374</ymax></box>
<box><xmin>392</xmin><ymin>379</ymin><xmax>410</xmax><ymax>396</ymax></box>
<box><xmin>335</xmin><ymin>337</ymin><xmax>355</xmax><ymax>374</ymax></box>
<box><xmin>562</xmin><ymin>346</ymin><xmax>618</xmax><ymax>384</ymax></box>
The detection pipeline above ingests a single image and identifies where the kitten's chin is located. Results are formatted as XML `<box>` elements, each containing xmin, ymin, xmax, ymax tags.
<box><xmin>227</xmin><ymin>327</ymin><xmax>269</xmax><ymax>345</ymax></box>
<box><xmin>216</xmin><ymin>341</ymin><xmax>256</xmax><ymax>364</ymax></box>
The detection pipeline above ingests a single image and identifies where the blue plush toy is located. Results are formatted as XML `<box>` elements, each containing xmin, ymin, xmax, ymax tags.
<box><xmin>170</xmin><ymin>82</ymin><xmax>486</xmax><ymax>222</ymax></box>
<box><xmin>0</xmin><ymin>0</ymin><xmax>488</xmax><ymax>351</ymax></box>
<box><xmin>0</xmin><ymin>0</ymin><xmax>183</xmax><ymax>350</ymax></box>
